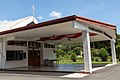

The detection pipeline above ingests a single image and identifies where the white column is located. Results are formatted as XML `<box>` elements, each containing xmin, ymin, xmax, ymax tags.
<box><xmin>40</xmin><ymin>42</ymin><xmax>44</xmax><ymax>65</ymax></box>
<box><xmin>82</xmin><ymin>30</ymin><xmax>92</xmax><ymax>73</ymax></box>
<box><xmin>0</xmin><ymin>38</ymin><xmax>6</xmax><ymax>70</ymax></box>
<box><xmin>111</xmin><ymin>39</ymin><xmax>117</xmax><ymax>64</ymax></box>
<box><xmin>0</xmin><ymin>41</ymin><xmax>2</xmax><ymax>69</ymax></box>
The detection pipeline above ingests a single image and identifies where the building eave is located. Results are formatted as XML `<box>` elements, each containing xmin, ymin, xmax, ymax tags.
<box><xmin>0</xmin><ymin>15</ymin><xmax>116</xmax><ymax>36</ymax></box>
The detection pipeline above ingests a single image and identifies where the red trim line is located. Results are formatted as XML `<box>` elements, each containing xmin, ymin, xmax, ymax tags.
<box><xmin>76</xmin><ymin>16</ymin><xmax>116</xmax><ymax>28</ymax></box>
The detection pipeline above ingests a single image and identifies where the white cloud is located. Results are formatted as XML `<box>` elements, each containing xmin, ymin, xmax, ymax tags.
<box><xmin>37</xmin><ymin>15</ymin><xmax>43</xmax><ymax>20</ymax></box>
<box><xmin>49</xmin><ymin>11</ymin><xmax>62</xmax><ymax>18</ymax></box>
<box><xmin>0</xmin><ymin>20</ymin><xmax>13</xmax><ymax>25</ymax></box>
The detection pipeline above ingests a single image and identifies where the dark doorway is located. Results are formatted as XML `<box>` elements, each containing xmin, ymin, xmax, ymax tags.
<box><xmin>28</xmin><ymin>50</ymin><xmax>40</xmax><ymax>66</ymax></box>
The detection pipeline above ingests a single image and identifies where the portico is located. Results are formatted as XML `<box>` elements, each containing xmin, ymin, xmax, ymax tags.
<box><xmin>0</xmin><ymin>15</ymin><xmax>117</xmax><ymax>73</ymax></box>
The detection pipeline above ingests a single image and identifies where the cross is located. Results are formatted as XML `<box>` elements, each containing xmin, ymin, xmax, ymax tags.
<box><xmin>32</xmin><ymin>4</ymin><xmax>35</xmax><ymax>21</ymax></box>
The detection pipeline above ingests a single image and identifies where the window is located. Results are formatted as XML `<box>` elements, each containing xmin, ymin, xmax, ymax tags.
<box><xmin>44</xmin><ymin>43</ymin><xmax>55</xmax><ymax>48</ymax></box>
<box><xmin>23</xmin><ymin>52</ymin><xmax>26</xmax><ymax>59</ymax></box>
<box><xmin>7</xmin><ymin>41</ymin><xmax>27</xmax><ymax>46</ymax></box>
<box><xmin>6</xmin><ymin>50</ymin><xmax>24</xmax><ymax>61</ymax></box>
<box><xmin>28</xmin><ymin>41</ymin><xmax>41</xmax><ymax>49</ymax></box>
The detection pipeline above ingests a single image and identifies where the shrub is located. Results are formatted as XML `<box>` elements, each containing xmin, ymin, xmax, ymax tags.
<box><xmin>91</xmin><ymin>48</ymin><xmax>100</xmax><ymax>57</ymax></box>
<box><xmin>91</xmin><ymin>48</ymin><xmax>100</xmax><ymax>61</ymax></box>
<box><xmin>70</xmin><ymin>52</ymin><xmax>77</xmax><ymax>62</ymax></box>
<box><xmin>107</xmin><ymin>56</ymin><xmax>112</xmax><ymax>62</ymax></box>
<box><xmin>94</xmin><ymin>57</ymin><xmax>101</xmax><ymax>62</ymax></box>
<box><xmin>117</xmin><ymin>54</ymin><xmax>120</xmax><ymax>61</ymax></box>
<box><xmin>92</xmin><ymin>57</ymin><xmax>94</xmax><ymax>61</ymax></box>
<box><xmin>99</xmin><ymin>48</ymin><xmax>109</xmax><ymax>61</ymax></box>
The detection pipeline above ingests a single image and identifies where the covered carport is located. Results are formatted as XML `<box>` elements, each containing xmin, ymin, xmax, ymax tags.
<box><xmin>0</xmin><ymin>15</ymin><xmax>117</xmax><ymax>73</ymax></box>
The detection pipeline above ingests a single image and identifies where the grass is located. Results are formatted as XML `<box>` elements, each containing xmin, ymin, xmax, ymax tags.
<box><xmin>59</xmin><ymin>61</ymin><xmax>84</xmax><ymax>64</ymax></box>
<box><xmin>59</xmin><ymin>61</ymin><xmax>111</xmax><ymax>64</ymax></box>
<box><xmin>58</xmin><ymin>57</ymin><xmax>120</xmax><ymax>65</ymax></box>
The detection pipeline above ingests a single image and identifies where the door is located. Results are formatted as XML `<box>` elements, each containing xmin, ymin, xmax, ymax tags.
<box><xmin>28</xmin><ymin>50</ymin><xmax>40</xmax><ymax>66</ymax></box>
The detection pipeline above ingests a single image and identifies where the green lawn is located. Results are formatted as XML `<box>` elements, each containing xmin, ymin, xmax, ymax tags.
<box><xmin>58</xmin><ymin>57</ymin><xmax>119</xmax><ymax>65</ymax></box>
<box><xmin>59</xmin><ymin>61</ymin><xmax>111</xmax><ymax>64</ymax></box>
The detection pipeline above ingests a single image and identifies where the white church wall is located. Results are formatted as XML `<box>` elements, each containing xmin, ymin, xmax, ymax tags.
<box><xmin>43</xmin><ymin>48</ymin><xmax>56</xmax><ymax>60</ymax></box>
<box><xmin>5</xmin><ymin>45</ymin><xmax>28</xmax><ymax>68</ymax></box>
<box><xmin>5</xmin><ymin>60</ymin><xmax>28</xmax><ymax>69</ymax></box>
<box><xmin>2</xmin><ymin>41</ymin><xmax>56</xmax><ymax>69</ymax></box>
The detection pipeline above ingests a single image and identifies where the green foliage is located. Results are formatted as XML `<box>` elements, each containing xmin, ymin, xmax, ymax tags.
<box><xmin>56</xmin><ymin>43</ymin><xmax>82</xmax><ymax>58</ymax></box>
<box><xmin>99</xmin><ymin>48</ymin><xmax>109</xmax><ymax>61</ymax></box>
<box><xmin>73</xmin><ymin>47</ymin><xmax>82</xmax><ymax>55</ymax></box>
<box><xmin>116</xmin><ymin>34</ymin><xmax>120</xmax><ymax>45</ymax></box>
<box><xmin>91</xmin><ymin>48</ymin><xmax>100</xmax><ymax>57</ymax></box>
<box><xmin>91</xmin><ymin>41</ymin><xmax>110</xmax><ymax>49</ymax></box>
<box><xmin>70</xmin><ymin>52</ymin><xmax>77</xmax><ymax>62</ymax></box>
<box><xmin>55</xmin><ymin>34</ymin><xmax>120</xmax><ymax>62</ymax></box>
<box><xmin>116</xmin><ymin>45</ymin><xmax>120</xmax><ymax>60</ymax></box>
<box><xmin>91</xmin><ymin>41</ymin><xmax>111</xmax><ymax>56</ymax></box>
<box><xmin>107</xmin><ymin>56</ymin><xmax>112</xmax><ymax>61</ymax></box>
<box><xmin>94</xmin><ymin>57</ymin><xmax>102</xmax><ymax>62</ymax></box>
<box><xmin>91</xmin><ymin>48</ymin><xmax>100</xmax><ymax>61</ymax></box>
<box><xmin>56</xmin><ymin>49</ymin><xmax>65</xmax><ymax>58</ymax></box>
<box><xmin>91</xmin><ymin>48</ymin><xmax>109</xmax><ymax>61</ymax></box>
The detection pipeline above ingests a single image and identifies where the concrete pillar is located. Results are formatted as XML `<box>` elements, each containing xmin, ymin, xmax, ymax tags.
<box><xmin>0</xmin><ymin>38</ymin><xmax>6</xmax><ymax>70</ymax></box>
<box><xmin>82</xmin><ymin>30</ymin><xmax>92</xmax><ymax>73</ymax></box>
<box><xmin>0</xmin><ymin>41</ymin><xmax>2</xmax><ymax>69</ymax></box>
<box><xmin>111</xmin><ymin>39</ymin><xmax>117</xmax><ymax>64</ymax></box>
<box><xmin>40</xmin><ymin>42</ymin><xmax>44</xmax><ymax>65</ymax></box>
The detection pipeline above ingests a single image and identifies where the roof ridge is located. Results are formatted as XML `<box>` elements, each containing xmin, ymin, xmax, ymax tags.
<box><xmin>9</xmin><ymin>16</ymin><xmax>33</xmax><ymax>29</ymax></box>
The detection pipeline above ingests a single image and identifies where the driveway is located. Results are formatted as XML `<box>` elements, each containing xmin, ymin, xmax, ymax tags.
<box><xmin>0</xmin><ymin>64</ymin><xmax>119</xmax><ymax>80</ymax></box>
<box><xmin>83</xmin><ymin>64</ymin><xmax>120</xmax><ymax>80</ymax></box>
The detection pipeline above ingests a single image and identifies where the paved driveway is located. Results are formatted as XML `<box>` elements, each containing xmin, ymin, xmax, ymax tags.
<box><xmin>0</xmin><ymin>71</ymin><xmax>79</xmax><ymax>80</ymax></box>
<box><xmin>83</xmin><ymin>64</ymin><xmax>120</xmax><ymax>80</ymax></box>
<box><xmin>0</xmin><ymin>64</ymin><xmax>119</xmax><ymax>80</ymax></box>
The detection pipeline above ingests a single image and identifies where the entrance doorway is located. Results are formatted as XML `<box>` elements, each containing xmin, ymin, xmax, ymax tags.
<box><xmin>28</xmin><ymin>50</ymin><xmax>40</xmax><ymax>66</ymax></box>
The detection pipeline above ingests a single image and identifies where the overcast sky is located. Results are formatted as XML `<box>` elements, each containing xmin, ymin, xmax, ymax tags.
<box><xmin>0</xmin><ymin>0</ymin><xmax>120</xmax><ymax>34</ymax></box>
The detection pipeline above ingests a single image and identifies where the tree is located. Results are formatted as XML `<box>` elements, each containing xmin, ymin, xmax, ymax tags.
<box><xmin>99</xmin><ymin>48</ymin><xmax>109</xmax><ymax>61</ymax></box>
<box><xmin>91</xmin><ymin>48</ymin><xmax>100</xmax><ymax>61</ymax></box>
<box><xmin>116</xmin><ymin>34</ymin><xmax>120</xmax><ymax>45</ymax></box>
<box><xmin>56</xmin><ymin>49</ymin><xmax>65</xmax><ymax>58</ymax></box>
<box><xmin>70</xmin><ymin>52</ymin><xmax>77</xmax><ymax>62</ymax></box>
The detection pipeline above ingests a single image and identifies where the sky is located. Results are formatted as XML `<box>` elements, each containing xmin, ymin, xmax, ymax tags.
<box><xmin>0</xmin><ymin>0</ymin><xmax>120</xmax><ymax>34</ymax></box>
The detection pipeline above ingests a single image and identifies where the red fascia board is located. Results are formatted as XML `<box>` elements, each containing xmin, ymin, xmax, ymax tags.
<box><xmin>76</xmin><ymin>16</ymin><xmax>116</xmax><ymax>29</ymax></box>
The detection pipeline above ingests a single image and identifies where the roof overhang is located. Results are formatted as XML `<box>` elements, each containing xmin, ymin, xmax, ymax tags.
<box><xmin>0</xmin><ymin>15</ymin><xmax>116</xmax><ymax>44</ymax></box>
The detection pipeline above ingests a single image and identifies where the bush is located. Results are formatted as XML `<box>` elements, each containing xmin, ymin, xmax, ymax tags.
<box><xmin>94</xmin><ymin>57</ymin><xmax>102</xmax><ymax>62</ymax></box>
<box><xmin>70</xmin><ymin>52</ymin><xmax>77</xmax><ymax>62</ymax></box>
<box><xmin>92</xmin><ymin>57</ymin><xmax>94</xmax><ymax>61</ymax></box>
<box><xmin>117</xmin><ymin>54</ymin><xmax>120</xmax><ymax>61</ymax></box>
<box><xmin>99</xmin><ymin>48</ymin><xmax>109</xmax><ymax>61</ymax></box>
<box><xmin>56</xmin><ymin>49</ymin><xmax>65</xmax><ymax>57</ymax></box>
<box><xmin>91</xmin><ymin>48</ymin><xmax>100</xmax><ymax>61</ymax></box>
<box><xmin>107</xmin><ymin>56</ymin><xmax>112</xmax><ymax>62</ymax></box>
<box><xmin>91</xmin><ymin>48</ymin><xmax>100</xmax><ymax>57</ymax></box>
